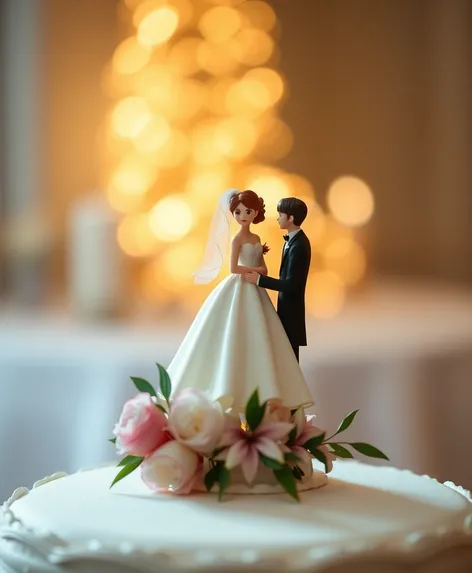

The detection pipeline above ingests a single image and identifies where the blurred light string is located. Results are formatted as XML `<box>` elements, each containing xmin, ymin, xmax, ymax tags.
<box><xmin>100</xmin><ymin>0</ymin><xmax>374</xmax><ymax>317</ymax></box>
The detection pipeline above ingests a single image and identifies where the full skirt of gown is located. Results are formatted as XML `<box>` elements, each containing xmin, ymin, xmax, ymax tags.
<box><xmin>167</xmin><ymin>242</ymin><xmax>314</xmax><ymax>411</ymax></box>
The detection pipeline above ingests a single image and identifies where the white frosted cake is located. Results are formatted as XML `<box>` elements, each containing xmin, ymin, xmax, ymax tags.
<box><xmin>3</xmin><ymin>360</ymin><xmax>470</xmax><ymax>572</ymax></box>
<box><xmin>1</xmin><ymin>460</ymin><xmax>472</xmax><ymax>573</ymax></box>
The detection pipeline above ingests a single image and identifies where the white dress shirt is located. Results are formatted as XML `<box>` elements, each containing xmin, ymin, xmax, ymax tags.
<box><xmin>283</xmin><ymin>228</ymin><xmax>301</xmax><ymax>251</ymax></box>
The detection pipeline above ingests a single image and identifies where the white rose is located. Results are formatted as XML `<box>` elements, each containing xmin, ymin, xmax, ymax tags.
<box><xmin>168</xmin><ymin>388</ymin><xmax>225</xmax><ymax>453</ymax></box>
<box><xmin>141</xmin><ymin>441</ymin><xmax>201</xmax><ymax>495</ymax></box>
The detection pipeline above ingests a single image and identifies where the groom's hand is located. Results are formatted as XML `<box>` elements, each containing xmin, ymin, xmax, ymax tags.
<box><xmin>245</xmin><ymin>271</ymin><xmax>260</xmax><ymax>284</ymax></box>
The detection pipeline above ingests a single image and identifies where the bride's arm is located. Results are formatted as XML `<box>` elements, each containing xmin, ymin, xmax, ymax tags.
<box><xmin>259</xmin><ymin>253</ymin><xmax>268</xmax><ymax>276</ymax></box>
<box><xmin>230</xmin><ymin>237</ymin><xmax>266</xmax><ymax>275</ymax></box>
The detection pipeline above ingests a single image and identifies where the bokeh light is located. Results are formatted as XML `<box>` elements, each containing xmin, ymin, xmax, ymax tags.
<box><xmin>196</xmin><ymin>40</ymin><xmax>240</xmax><ymax>75</ymax></box>
<box><xmin>233</xmin><ymin>28</ymin><xmax>274</xmax><ymax>66</ymax></box>
<box><xmin>136</xmin><ymin>7</ymin><xmax>180</xmax><ymax>48</ymax></box>
<box><xmin>306</xmin><ymin>271</ymin><xmax>346</xmax><ymax>319</ymax></box>
<box><xmin>111</xmin><ymin>97</ymin><xmax>152</xmax><ymax>139</ymax></box>
<box><xmin>238</xmin><ymin>1</ymin><xmax>276</xmax><ymax>32</ymax></box>
<box><xmin>168</xmin><ymin>37</ymin><xmax>204</xmax><ymax>76</ymax></box>
<box><xmin>149</xmin><ymin>195</ymin><xmax>194</xmax><ymax>242</ymax></box>
<box><xmin>161</xmin><ymin>241</ymin><xmax>205</xmax><ymax>283</ymax></box>
<box><xmin>324</xmin><ymin>237</ymin><xmax>367</xmax><ymax>285</ymax></box>
<box><xmin>117</xmin><ymin>213</ymin><xmax>158</xmax><ymax>257</ymax></box>
<box><xmin>199</xmin><ymin>6</ymin><xmax>242</xmax><ymax>43</ymax></box>
<box><xmin>102</xmin><ymin>0</ymin><xmax>374</xmax><ymax>318</ymax></box>
<box><xmin>245</xmin><ymin>173</ymin><xmax>290</xmax><ymax>217</ymax></box>
<box><xmin>214</xmin><ymin>117</ymin><xmax>258</xmax><ymax>159</ymax></box>
<box><xmin>109</xmin><ymin>157</ymin><xmax>157</xmax><ymax>199</ymax></box>
<box><xmin>112</xmin><ymin>37</ymin><xmax>151</xmax><ymax>75</ymax></box>
<box><xmin>133</xmin><ymin>115</ymin><xmax>172</xmax><ymax>154</ymax></box>
<box><xmin>328</xmin><ymin>176</ymin><xmax>375</xmax><ymax>227</ymax></box>
<box><xmin>256</xmin><ymin>116</ymin><xmax>293</xmax><ymax>160</ymax></box>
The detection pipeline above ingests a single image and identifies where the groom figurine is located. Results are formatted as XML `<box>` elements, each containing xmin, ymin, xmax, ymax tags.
<box><xmin>245</xmin><ymin>197</ymin><xmax>311</xmax><ymax>362</ymax></box>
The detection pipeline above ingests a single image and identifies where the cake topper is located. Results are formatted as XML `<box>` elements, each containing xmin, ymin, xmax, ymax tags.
<box><xmin>108</xmin><ymin>192</ymin><xmax>387</xmax><ymax>500</ymax></box>
<box><xmin>245</xmin><ymin>197</ymin><xmax>310</xmax><ymax>362</ymax></box>
<box><xmin>165</xmin><ymin>190</ymin><xmax>314</xmax><ymax>412</ymax></box>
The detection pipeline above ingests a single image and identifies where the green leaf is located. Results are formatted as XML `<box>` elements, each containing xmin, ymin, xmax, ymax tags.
<box><xmin>131</xmin><ymin>377</ymin><xmax>157</xmax><ymax>398</ymax></box>
<box><xmin>260</xmin><ymin>454</ymin><xmax>284</xmax><ymax>470</ymax></box>
<box><xmin>350</xmin><ymin>442</ymin><xmax>389</xmax><ymax>461</ymax></box>
<box><xmin>273</xmin><ymin>466</ymin><xmax>299</xmax><ymax>501</ymax></box>
<box><xmin>313</xmin><ymin>448</ymin><xmax>330</xmax><ymax>473</ymax></box>
<box><xmin>334</xmin><ymin>410</ymin><xmax>359</xmax><ymax>436</ymax></box>
<box><xmin>117</xmin><ymin>455</ymin><xmax>144</xmax><ymax>467</ymax></box>
<box><xmin>284</xmin><ymin>451</ymin><xmax>302</xmax><ymax>464</ymax></box>
<box><xmin>157</xmin><ymin>364</ymin><xmax>171</xmax><ymax>403</ymax></box>
<box><xmin>328</xmin><ymin>444</ymin><xmax>353</xmax><ymax>459</ymax></box>
<box><xmin>292</xmin><ymin>465</ymin><xmax>304</xmax><ymax>481</ymax></box>
<box><xmin>218</xmin><ymin>466</ymin><xmax>231</xmax><ymax>501</ymax></box>
<box><xmin>110</xmin><ymin>457</ymin><xmax>143</xmax><ymax>488</ymax></box>
<box><xmin>155</xmin><ymin>404</ymin><xmax>167</xmax><ymax>414</ymax></box>
<box><xmin>204</xmin><ymin>464</ymin><xmax>221</xmax><ymax>492</ymax></box>
<box><xmin>108</xmin><ymin>438</ymin><xmax>116</xmax><ymax>444</ymax></box>
<box><xmin>303</xmin><ymin>433</ymin><xmax>326</xmax><ymax>454</ymax></box>
<box><xmin>245</xmin><ymin>389</ymin><xmax>266</xmax><ymax>431</ymax></box>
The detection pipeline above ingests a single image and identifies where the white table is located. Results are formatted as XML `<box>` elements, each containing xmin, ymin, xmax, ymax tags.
<box><xmin>1</xmin><ymin>280</ymin><xmax>471</xmax><ymax>501</ymax></box>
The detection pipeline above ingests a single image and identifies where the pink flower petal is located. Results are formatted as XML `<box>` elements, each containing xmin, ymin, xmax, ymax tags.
<box><xmin>256</xmin><ymin>437</ymin><xmax>284</xmax><ymax>464</ymax></box>
<box><xmin>218</xmin><ymin>416</ymin><xmax>242</xmax><ymax>447</ymax></box>
<box><xmin>291</xmin><ymin>445</ymin><xmax>313</xmax><ymax>466</ymax></box>
<box><xmin>225</xmin><ymin>440</ymin><xmax>249</xmax><ymax>470</ymax></box>
<box><xmin>240</xmin><ymin>446</ymin><xmax>259</xmax><ymax>483</ymax></box>
<box><xmin>173</xmin><ymin>460</ymin><xmax>203</xmax><ymax>495</ymax></box>
<box><xmin>218</xmin><ymin>429</ymin><xmax>241</xmax><ymax>448</ymax></box>
<box><xmin>297</xmin><ymin>423</ymin><xmax>324</xmax><ymax>446</ymax></box>
<box><xmin>257</xmin><ymin>420</ymin><xmax>294</xmax><ymax>442</ymax></box>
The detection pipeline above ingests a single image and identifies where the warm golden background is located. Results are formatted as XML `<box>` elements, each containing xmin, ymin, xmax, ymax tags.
<box><xmin>0</xmin><ymin>0</ymin><xmax>471</xmax><ymax>499</ymax></box>
<box><xmin>2</xmin><ymin>0</ymin><xmax>470</xmax><ymax>315</ymax></box>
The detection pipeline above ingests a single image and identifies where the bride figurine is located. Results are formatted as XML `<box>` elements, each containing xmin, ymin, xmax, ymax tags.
<box><xmin>167</xmin><ymin>189</ymin><xmax>313</xmax><ymax>412</ymax></box>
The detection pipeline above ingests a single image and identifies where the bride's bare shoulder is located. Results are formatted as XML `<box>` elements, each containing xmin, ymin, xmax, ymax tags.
<box><xmin>231</xmin><ymin>235</ymin><xmax>243</xmax><ymax>251</ymax></box>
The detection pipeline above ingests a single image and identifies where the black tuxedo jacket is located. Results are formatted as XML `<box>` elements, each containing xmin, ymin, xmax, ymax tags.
<box><xmin>258</xmin><ymin>230</ymin><xmax>311</xmax><ymax>347</ymax></box>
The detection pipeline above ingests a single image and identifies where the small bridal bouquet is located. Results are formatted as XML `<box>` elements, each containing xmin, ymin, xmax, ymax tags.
<box><xmin>110</xmin><ymin>364</ymin><xmax>388</xmax><ymax>501</ymax></box>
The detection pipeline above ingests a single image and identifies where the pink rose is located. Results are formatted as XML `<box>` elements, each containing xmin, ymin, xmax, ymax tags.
<box><xmin>168</xmin><ymin>388</ymin><xmax>225</xmax><ymax>454</ymax></box>
<box><xmin>113</xmin><ymin>393</ymin><xmax>169</xmax><ymax>457</ymax></box>
<box><xmin>141</xmin><ymin>440</ymin><xmax>202</xmax><ymax>495</ymax></box>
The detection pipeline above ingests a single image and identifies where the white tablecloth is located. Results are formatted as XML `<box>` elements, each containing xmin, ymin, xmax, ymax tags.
<box><xmin>1</xmin><ymin>280</ymin><xmax>471</xmax><ymax>501</ymax></box>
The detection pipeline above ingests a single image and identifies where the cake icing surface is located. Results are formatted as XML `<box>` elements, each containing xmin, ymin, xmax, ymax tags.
<box><xmin>1</xmin><ymin>461</ymin><xmax>472</xmax><ymax>573</ymax></box>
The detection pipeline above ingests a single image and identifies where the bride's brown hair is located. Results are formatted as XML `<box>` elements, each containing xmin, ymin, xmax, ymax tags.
<box><xmin>229</xmin><ymin>190</ymin><xmax>266</xmax><ymax>224</ymax></box>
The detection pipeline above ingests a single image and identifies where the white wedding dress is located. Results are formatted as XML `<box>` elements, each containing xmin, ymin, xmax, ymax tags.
<box><xmin>168</xmin><ymin>242</ymin><xmax>314</xmax><ymax>411</ymax></box>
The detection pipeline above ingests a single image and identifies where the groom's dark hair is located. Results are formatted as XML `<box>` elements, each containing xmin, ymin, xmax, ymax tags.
<box><xmin>277</xmin><ymin>197</ymin><xmax>308</xmax><ymax>226</ymax></box>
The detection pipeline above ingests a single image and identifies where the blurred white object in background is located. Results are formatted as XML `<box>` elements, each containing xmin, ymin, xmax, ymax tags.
<box><xmin>2</xmin><ymin>211</ymin><xmax>54</xmax><ymax>305</ymax></box>
<box><xmin>1</xmin><ymin>0</ymin><xmax>47</xmax><ymax>305</ymax></box>
<box><xmin>68</xmin><ymin>194</ymin><xmax>123</xmax><ymax>319</ymax></box>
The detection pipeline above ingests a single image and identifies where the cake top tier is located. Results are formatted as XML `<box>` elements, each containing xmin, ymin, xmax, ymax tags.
<box><xmin>2</xmin><ymin>461</ymin><xmax>471</xmax><ymax>573</ymax></box>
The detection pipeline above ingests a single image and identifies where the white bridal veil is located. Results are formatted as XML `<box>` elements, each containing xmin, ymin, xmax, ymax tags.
<box><xmin>192</xmin><ymin>189</ymin><xmax>238</xmax><ymax>284</ymax></box>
